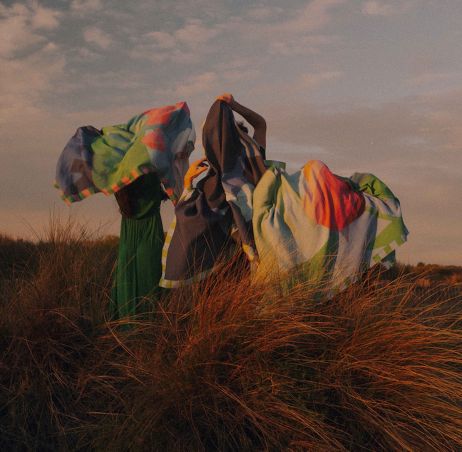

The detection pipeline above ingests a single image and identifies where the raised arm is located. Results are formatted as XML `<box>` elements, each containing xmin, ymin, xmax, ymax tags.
<box><xmin>217</xmin><ymin>93</ymin><xmax>266</xmax><ymax>149</ymax></box>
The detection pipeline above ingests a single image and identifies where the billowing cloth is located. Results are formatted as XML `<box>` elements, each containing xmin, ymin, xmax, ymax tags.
<box><xmin>159</xmin><ymin>103</ymin><xmax>408</xmax><ymax>291</ymax></box>
<box><xmin>55</xmin><ymin>102</ymin><xmax>195</xmax><ymax>204</ymax></box>
<box><xmin>159</xmin><ymin>100</ymin><xmax>266</xmax><ymax>287</ymax></box>
<box><xmin>252</xmin><ymin>160</ymin><xmax>409</xmax><ymax>291</ymax></box>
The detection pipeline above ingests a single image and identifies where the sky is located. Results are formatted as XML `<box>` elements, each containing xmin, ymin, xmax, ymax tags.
<box><xmin>0</xmin><ymin>0</ymin><xmax>461</xmax><ymax>264</ymax></box>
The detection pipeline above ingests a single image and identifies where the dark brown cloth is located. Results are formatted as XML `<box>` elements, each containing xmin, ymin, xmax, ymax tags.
<box><xmin>161</xmin><ymin>100</ymin><xmax>266</xmax><ymax>285</ymax></box>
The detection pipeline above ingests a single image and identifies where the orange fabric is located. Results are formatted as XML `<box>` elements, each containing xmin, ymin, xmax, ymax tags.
<box><xmin>302</xmin><ymin>160</ymin><xmax>365</xmax><ymax>230</ymax></box>
<box><xmin>145</xmin><ymin>105</ymin><xmax>176</xmax><ymax>125</ymax></box>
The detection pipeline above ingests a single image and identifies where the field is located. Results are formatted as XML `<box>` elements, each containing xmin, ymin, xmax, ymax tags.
<box><xmin>1</xmin><ymin>223</ymin><xmax>462</xmax><ymax>451</ymax></box>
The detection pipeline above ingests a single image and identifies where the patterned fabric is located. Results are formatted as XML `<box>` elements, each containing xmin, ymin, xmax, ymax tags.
<box><xmin>159</xmin><ymin>103</ymin><xmax>408</xmax><ymax>291</ymax></box>
<box><xmin>252</xmin><ymin>160</ymin><xmax>409</xmax><ymax>291</ymax></box>
<box><xmin>55</xmin><ymin>102</ymin><xmax>195</xmax><ymax>204</ymax></box>
<box><xmin>159</xmin><ymin>100</ymin><xmax>266</xmax><ymax>288</ymax></box>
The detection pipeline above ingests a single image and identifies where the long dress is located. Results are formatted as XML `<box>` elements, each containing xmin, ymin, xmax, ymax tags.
<box><xmin>111</xmin><ymin>172</ymin><xmax>164</xmax><ymax>319</ymax></box>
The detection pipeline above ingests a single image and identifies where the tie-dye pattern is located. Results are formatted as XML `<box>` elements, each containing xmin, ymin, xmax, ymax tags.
<box><xmin>55</xmin><ymin>102</ymin><xmax>195</xmax><ymax>204</ymax></box>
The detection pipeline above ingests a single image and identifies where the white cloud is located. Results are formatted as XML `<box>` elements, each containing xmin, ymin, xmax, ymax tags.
<box><xmin>0</xmin><ymin>1</ymin><xmax>61</xmax><ymax>58</ymax></box>
<box><xmin>218</xmin><ymin>1</ymin><xmax>345</xmax><ymax>59</ymax></box>
<box><xmin>170</xmin><ymin>71</ymin><xmax>219</xmax><ymax>98</ymax></box>
<box><xmin>0</xmin><ymin>42</ymin><xmax>65</xmax><ymax>121</ymax></box>
<box><xmin>132</xmin><ymin>19</ymin><xmax>218</xmax><ymax>63</ymax></box>
<box><xmin>281</xmin><ymin>0</ymin><xmax>347</xmax><ymax>33</ymax></box>
<box><xmin>0</xmin><ymin>1</ymin><xmax>63</xmax><ymax>122</ymax></box>
<box><xmin>174</xmin><ymin>19</ymin><xmax>219</xmax><ymax>46</ymax></box>
<box><xmin>269</xmin><ymin>34</ymin><xmax>337</xmax><ymax>56</ymax></box>
<box><xmin>29</xmin><ymin>2</ymin><xmax>60</xmax><ymax>29</ymax></box>
<box><xmin>83</xmin><ymin>26</ymin><xmax>112</xmax><ymax>49</ymax></box>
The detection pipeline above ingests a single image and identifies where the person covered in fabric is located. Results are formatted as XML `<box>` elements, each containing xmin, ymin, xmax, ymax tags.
<box><xmin>55</xmin><ymin>102</ymin><xmax>195</xmax><ymax>205</ymax></box>
<box><xmin>54</xmin><ymin>102</ymin><xmax>196</xmax><ymax>315</ymax></box>
<box><xmin>110</xmin><ymin>173</ymin><xmax>166</xmax><ymax>319</ymax></box>
<box><xmin>252</xmin><ymin>160</ymin><xmax>409</xmax><ymax>292</ymax></box>
<box><xmin>160</xmin><ymin>97</ymin><xmax>267</xmax><ymax>288</ymax></box>
<box><xmin>160</xmin><ymin>97</ymin><xmax>409</xmax><ymax>292</ymax></box>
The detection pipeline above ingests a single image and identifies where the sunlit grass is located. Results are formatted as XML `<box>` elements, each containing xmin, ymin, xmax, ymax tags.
<box><xmin>1</xmin><ymin>220</ymin><xmax>461</xmax><ymax>450</ymax></box>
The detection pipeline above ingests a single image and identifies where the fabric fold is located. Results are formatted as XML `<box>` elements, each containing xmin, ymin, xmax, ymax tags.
<box><xmin>55</xmin><ymin>102</ymin><xmax>195</xmax><ymax>205</ymax></box>
<box><xmin>252</xmin><ymin>160</ymin><xmax>409</xmax><ymax>291</ymax></box>
<box><xmin>160</xmin><ymin>100</ymin><xmax>266</xmax><ymax>287</ymax></box>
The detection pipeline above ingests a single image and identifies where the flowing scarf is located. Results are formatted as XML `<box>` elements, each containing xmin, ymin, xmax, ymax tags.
<box><xmin>55</xmin><ymin>102</ymin><xmax>195</xmax><ymax>204</ymax></box>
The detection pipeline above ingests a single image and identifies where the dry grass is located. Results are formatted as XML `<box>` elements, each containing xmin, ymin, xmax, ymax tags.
<box><xmin>1</xmin><ymin>221</ymin><xmax>462</xmax><ymax>451</ymax></box>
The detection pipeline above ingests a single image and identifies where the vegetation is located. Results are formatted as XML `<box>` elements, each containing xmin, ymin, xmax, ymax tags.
<box><xmin>1</xmin><ymin>222</ymin><xmax>462</xmax><ymax>451</ymax></box>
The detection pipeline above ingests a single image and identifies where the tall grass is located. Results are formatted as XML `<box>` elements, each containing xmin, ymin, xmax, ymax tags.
<box><xmin>1</xmin><ymin>221</ymin><xmax>462</xmax><ymax>450</ymax></box>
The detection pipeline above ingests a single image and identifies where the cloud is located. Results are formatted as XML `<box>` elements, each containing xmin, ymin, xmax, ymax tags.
<box><xmin>0</xmin><ymin>42</ymin><xmax>65</xmax><ymax>120</ymax></box>
<box><xmin>0</xmin><ymin>2</ymin><xmax>64</xmax><ymax>122</ymax></box>
<box><xmin>269</xmin><ymin>34</ymin><xmax>337</xmax><ymax>56</ymax></box>
<box><xmin>29</xmin><ymin>1</ymin><xmax>60</xmax><ymax>29</ymax></box>
<box><xmin>70</xmin><ymin>0</ymin><xmax>103</xmax><ymax>13</ymax></box>
<box><xmin>83</xmin><ymin>26</ymin><xmax>112</xmax><ymax>49</ymax></box>
<box><xmin>130</xmin><ymin>1</ymin><xmax>346</xmax><ymax>65</ymax></box>
<box><xmin>280</xmin><ymin>0</ymin><xmax>347</xmax><ymax>33</ymax></box>
<box><xmin>0</xmin><ymin>1</ymin><xmax>61</xmax><ymax>58</ymax></box>
<box><xmin>131</xmin><ymin>19</ymin><xmax>219</xmax><ymax>63</ymax></box>
<box><xmin>144</xmin><ymin>31</ymin><xmax>176</xmax><ymax>49</ymax></box>
<box><xmin>174</xmin><ymin>19</ymin><xmax>219</xmax><ymax>46</ymax></box>
<box><xmin>162</xmin><ymin>72</ymin><xmax>220</xmax><ymax>98</ymax></box>
<box><xmin>267</xmin><ymin>93</ymin><xmax>462</xmax><ymax>160</ymax></box>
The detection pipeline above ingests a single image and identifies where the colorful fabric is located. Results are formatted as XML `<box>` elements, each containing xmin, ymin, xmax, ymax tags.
<box><xmin>55</xmin><ymin>102</ymin><xmax>195</xmax><ymax>204</ymax></box>
<box><xmin>252</xmin><ymin>160</ymin><xmax>409</xmax><ymax>291</ymax></box>
<box><xmin>159</xmin><ymin>103</ymin><xmax>408</xmax><ymax>291</ymax></box>
<box><xmin>159</xmin><ymin>100</ymin><xmax>266</xmax><ymax>288</ymax></box>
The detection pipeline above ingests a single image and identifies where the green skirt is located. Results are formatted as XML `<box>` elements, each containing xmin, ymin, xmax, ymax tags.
<box><xmin>111</xmin><ymin>210</ymin><xmax>164</xmax><ymax>319</ymax></box>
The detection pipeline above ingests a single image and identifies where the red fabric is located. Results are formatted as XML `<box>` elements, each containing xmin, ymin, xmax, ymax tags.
<box><xmin>141</xmin><ymin>130</ymin><xmax>166</xmax><ymax>151</ymax></box>
<box><xmin>302</xmin><ymin>160</ymin><xmax>365</xmax><ymax>230</ymax></box>
<box><xmin>144</xmin><ymin>102</ymin><xmax>189</xmax><ymax>126</ymax></box>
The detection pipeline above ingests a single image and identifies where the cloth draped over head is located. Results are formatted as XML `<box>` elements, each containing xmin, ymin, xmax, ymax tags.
<box><xmin>160</xmin><ymin>101</ymin><xmax>408</xmax><ymax>291</ymax></box>
<box><xmin>160</xmin><ymin>100</ymin><xmax>267</xmax><ymax>287</ymax></box>
<box><xmin>252</xmin><ymin>161</ymin><xmax>409</xmax><ymax>292</ymax></box>
<box><xmin>55</xmin><ymin>102</ymin><xmax>195</xmax><ymax>204</ymax></box>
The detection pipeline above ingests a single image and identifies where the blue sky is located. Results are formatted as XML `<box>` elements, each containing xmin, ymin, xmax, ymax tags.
<box><xmin>1</xmin><ymin>0</ymin><xmax>461</xmax><ymax>264</ymax></box>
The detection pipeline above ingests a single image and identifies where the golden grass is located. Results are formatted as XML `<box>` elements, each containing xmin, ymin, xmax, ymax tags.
<box><xmin>1</xmin><ymin>221</ymin><xmax>462</xmax><ymax>450</ymax></box>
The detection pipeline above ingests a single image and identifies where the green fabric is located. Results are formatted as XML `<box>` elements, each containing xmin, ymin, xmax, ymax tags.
<box><xmin>55</xmin><ymin>102</ymin><xmax>195</xmax><ymax>205</ymax></box>
<box><xmin>111</xmin><ymin>173</ymin><xmax>164</xmax><ymax>319</ymax></box>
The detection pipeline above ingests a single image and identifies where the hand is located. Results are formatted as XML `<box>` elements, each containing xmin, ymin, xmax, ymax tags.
<box><xmin>184</xmin><ymin>157</ymin><xmax>209</xmax><ymax>189</ymax></box>
<box><xmin>216</xmin><ymin>93</ymin><xmax>234</xmax><ymax>104</ymax></box>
